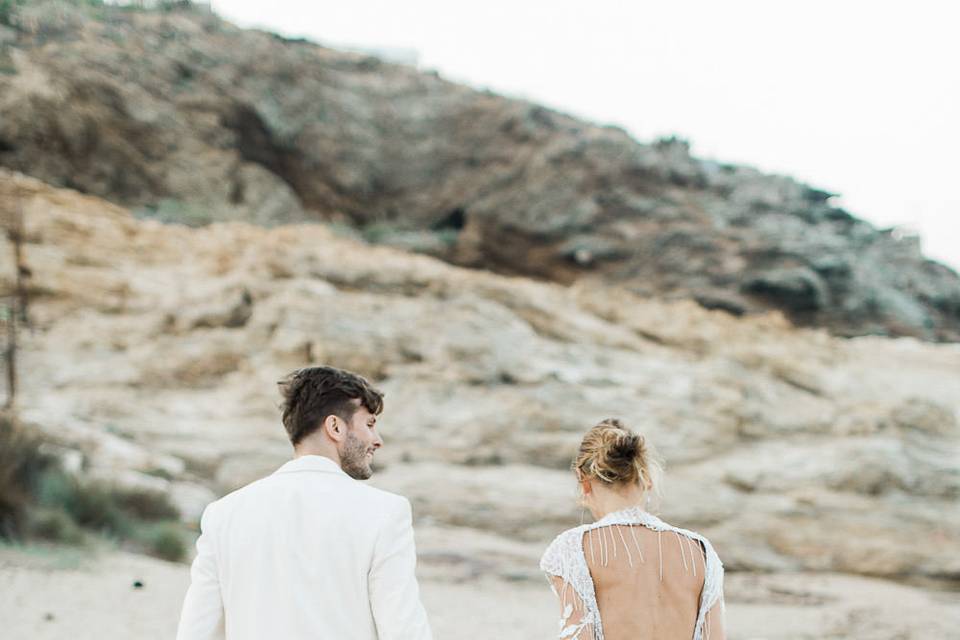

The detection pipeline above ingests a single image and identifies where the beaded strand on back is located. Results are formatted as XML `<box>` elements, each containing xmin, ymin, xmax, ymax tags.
<box><xmin>541</xmin><ymin>507</ymin><xmax>725</xmax><ymax>640</ymax></box>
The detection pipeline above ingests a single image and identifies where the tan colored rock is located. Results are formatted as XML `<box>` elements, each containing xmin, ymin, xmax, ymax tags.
<box><xmin>4</xmin><ymin>170</ymin><xmax>959</xmax><ymax>599</ymax></box>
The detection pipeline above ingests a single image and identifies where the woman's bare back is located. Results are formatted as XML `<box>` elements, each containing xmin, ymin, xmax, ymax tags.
<box><xmin>541</xmin><ymin>508</ymin><xmax>724</xmax><ymax>640</ymax></box>
<box><xmin>587</xmin><ymin>524</ymin><xmax>720</xmax><ymax>640</ymax></box>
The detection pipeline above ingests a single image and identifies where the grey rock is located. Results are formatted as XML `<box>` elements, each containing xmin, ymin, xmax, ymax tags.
<box><xmin>0</xmin><ymin>3</ymin><xmax>957</xmax><ymax>344</ymax></box>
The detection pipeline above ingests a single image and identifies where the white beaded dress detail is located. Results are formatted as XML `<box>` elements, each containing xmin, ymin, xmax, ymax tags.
<box><xmin>540</xmin><ymin>507</ymin><xmax>724</xmax><ymax>640</ymax></box>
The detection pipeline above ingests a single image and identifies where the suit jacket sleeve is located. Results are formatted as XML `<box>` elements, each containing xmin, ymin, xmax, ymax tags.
<box><xmin>176</xmin><ymin>501</ymin><xmax>226</xmax><ymax>640</ymax></box>
<box><xmin>368</xmin><ymin>496</ymin><xmax>433</xmax><ymax>640</ymax></box>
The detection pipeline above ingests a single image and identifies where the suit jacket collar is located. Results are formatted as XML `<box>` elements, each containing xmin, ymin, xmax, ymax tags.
<box><xmin>275</xmin><ymin>454</ymin><xmax>347</xmax><ymax>476</ymax></box>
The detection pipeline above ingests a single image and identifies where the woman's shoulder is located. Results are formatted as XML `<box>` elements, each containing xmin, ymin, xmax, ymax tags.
<box><xmin>653</xmin><ymin>515</ymin><xmax>725</xmax><ymax>585</ymax></box>
<box><xmin>606</xmin><ymin>509</ymin><xmax>709</xmax><ymax>541</ymax></box>
<box><xmin>539</xmin><ymin>524</ymin><xmax>589</xmax><ymax>575</ymax></box>
<box><xmin>599</xmin><ymin>508</ymin><xmax>723</xmax><ymax>562</ymax></box>
<box><xmin>650</xmin><ymin>513</ymin><xmax>706</xmax><ymax>537</ymax></box>
<box><xmin>652</xmin><ymin>514</ymin><xmax>721</xmax><ymax>555</ymax></box>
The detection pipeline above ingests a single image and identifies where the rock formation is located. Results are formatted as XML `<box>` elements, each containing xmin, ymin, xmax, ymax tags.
<box><xmin>0</xmin><ymin>3</ymin><xmax>958</xmax><ymax>340</ymax></box>
<box><xmin>4</xmin><ymin>170</ymin><xmax>958</xmax><ymax>591</ymax></box>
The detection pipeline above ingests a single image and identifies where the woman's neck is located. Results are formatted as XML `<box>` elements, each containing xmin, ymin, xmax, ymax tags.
<box><xmin>592</xmin><ymin>484</ymin><xmax>647</xmax><ymax>519</ymax></box>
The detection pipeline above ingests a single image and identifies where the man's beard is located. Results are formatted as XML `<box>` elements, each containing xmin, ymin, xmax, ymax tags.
<box><xmin>340</xmin><ymin>430</ymin><xmax>373</xmax><ymax>480</ymax></box>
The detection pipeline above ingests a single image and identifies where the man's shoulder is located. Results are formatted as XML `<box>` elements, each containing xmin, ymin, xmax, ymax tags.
<box><xmin>338</xmin><ymin>484</ymin><xmax>414</xmax><ymax>535</ymax></box>
<box><xmin>198</xmin><ymin>467</ymin><xmax>413</xmax><ymax>532</ymax></box>
<box><xmin>354</xmin><ymin>482</ymin><xmax>411</xmax><ymax>513</ymax></box>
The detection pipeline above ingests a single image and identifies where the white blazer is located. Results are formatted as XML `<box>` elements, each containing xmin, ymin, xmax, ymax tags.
<box><xmin>175</xmin><ymin>455</ymin><xmax>433</xmax><ymax>640</ymax></box>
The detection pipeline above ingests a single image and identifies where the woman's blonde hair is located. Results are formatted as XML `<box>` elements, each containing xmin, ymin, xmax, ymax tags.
<box><xmin>573</xmin><ymin>418</ymin><xmax>663</xmax><ymax>505</ymax></box>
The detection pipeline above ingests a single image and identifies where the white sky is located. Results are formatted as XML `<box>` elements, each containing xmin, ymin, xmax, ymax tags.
<box><xmin>212</xmin><ymin>0</ymin><xmax>959</xmax><ymax>271</ymax></box>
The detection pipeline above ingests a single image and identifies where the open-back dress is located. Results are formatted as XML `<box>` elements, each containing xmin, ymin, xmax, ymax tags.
<box><xmin>540</xmin><ymin>507</ymin><xmax>725</xmax><ymax>640</ymax></box>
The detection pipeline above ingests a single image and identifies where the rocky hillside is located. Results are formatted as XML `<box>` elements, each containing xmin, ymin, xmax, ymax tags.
<box><xmin>0</xmin><ymin>2</ymin><xmax>958</xmax><ymax>340</ymax></box>
<box><xmin>5</xmin><ymin>169</ymin><xmax>959</xmax><ymax>592</ymax></box>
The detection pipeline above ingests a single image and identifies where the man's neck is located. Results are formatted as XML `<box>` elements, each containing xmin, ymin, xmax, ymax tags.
<box><xmin>293</xmin><ymin>440</ymin><xmax>341</xmax><ymax>468</ymax></box>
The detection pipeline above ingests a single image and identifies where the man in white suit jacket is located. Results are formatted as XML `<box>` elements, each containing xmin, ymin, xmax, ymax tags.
<box><xmin>176</xmin><ymin>366</ymin><xmax>433</xmax><ymax>640</ymax></box>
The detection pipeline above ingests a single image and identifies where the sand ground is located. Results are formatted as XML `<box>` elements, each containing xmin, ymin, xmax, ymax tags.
<box><xmin>2</xmin><ymin>545</ymin><xmax>958</xmax><ymax>639</ymax></box>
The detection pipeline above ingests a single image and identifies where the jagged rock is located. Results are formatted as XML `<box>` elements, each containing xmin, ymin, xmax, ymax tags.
<box><xmin>0</xmin><ymin>4</ymin><xmax>957</xmax><ymax>340</ymax></box>
<box><xmin>174</xmin><ymin>286</ymin><xmax>253</xmax><ymax>331</ymax></box>
<box><xmin>7</xmin><ymin>171</ymin><xmax>959</xmax><ymax>588</ymax></box>
<box><xmin>888</xmin><ymin>398</ymin><xmax>960</xmax><ymax>498</ymax></box>
<box><xmin>742</xmin><ymin>267</ymin><xmax>830</xmax><ymax>312</ymax></box>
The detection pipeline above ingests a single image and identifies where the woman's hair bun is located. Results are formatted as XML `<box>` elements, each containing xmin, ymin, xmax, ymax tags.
<box><xmin>574</xmin><ymin>418</ymin><xmax>660</xmax><ymax>492</ymax></box>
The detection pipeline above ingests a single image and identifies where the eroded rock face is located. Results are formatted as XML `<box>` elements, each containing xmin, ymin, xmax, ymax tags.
<box><xmin>0</xmin><ymin>5</ymin><xmax>958</xmax><ymax>340</ymax></box>
<box><xmin>5</xmin><ymin>171</ymin><xmax>959</xmax><ymax>587</ymax></box>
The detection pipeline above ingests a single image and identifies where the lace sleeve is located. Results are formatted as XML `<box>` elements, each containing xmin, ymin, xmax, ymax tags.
<box><xmin>541</xmin><ymin>531</ymin><xmax>598</xmax><ymax>640</ymax></box>
<box><xmin>691</xmin><ymin>535</ymin><xmax>725</xmax><ymax>640</ymax></box>
<box><xmin>701</xmin><ymin>593</ymin><xmax>725</xmax><ymax>640</ymax></box>
<box><xmin>548</xmin><ymin>575</ymin><xmax>597</xmax><ymax>640</ymax></box>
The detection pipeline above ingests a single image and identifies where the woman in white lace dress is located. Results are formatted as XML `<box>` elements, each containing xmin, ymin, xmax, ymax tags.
<box><xmin>540</xmin><ymin>419</ymin><xmax>725</xmax><ymax>640</ymax></box>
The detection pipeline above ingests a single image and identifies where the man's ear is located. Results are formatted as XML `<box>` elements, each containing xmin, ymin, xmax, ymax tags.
<box><xmin>323</xmin><ymin>415</ymin><xmax>343</xmax><ymax>442</ymax></box>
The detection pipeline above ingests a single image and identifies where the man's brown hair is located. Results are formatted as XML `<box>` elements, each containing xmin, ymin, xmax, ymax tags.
<box><xmin>278</xmin><ymin>366</ymin><xmax>384</xmax><ymax>445</ymax></box>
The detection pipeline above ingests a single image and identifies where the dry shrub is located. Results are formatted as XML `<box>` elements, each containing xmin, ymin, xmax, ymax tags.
<box><xmin>0</xmin><ymin>414</ymin><xmax>186</xmax><ymax>560</ymax></box>
<box><xmin>139</xmin><ymin>522</ymin><xmax>187</xmax><ymax>562</ymax></box>
<box><xmin>0</xmin><ymin>413</ymin><xmax>55</xmax><ymax>539</ymax></box>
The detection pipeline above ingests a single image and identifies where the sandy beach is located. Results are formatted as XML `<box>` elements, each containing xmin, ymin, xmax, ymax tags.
<box><xmin>3</xmin><ymin>544</ymin><xmax>958</xmax><ymax>640</ymax></box>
